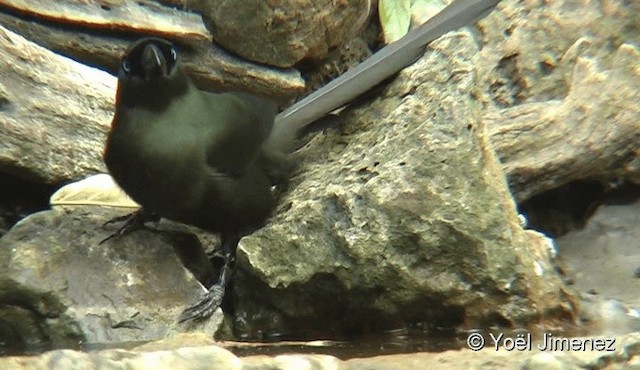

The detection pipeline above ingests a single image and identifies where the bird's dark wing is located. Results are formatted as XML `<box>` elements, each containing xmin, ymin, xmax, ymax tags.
<box><xmin>205</xmin><ymin>91</ymin><xmax>278</xmax><ymax>177</ymax></box>
<box><xmin>264</xmin><ymin>0</ymin><xmax>501</xmax><ymax>154</ymax></box>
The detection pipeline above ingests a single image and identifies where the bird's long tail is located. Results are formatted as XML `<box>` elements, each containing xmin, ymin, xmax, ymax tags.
<box><xmin>264</xmin><ymin>0</ymin><xmax>501</xmax><ymax>154</ymax></box>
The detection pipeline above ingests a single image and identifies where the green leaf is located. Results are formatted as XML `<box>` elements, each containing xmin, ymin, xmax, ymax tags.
<box><xmin>379</xmin><ymin>0</ymin><xmax>411</xmax><ymax>43</ymax></box>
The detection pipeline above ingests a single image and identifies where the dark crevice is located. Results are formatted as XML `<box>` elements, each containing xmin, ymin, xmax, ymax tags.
<box><xmin>0</xmin><ymin>172</ymin><xmax>55</xmax><ymax>236</ymax></box>
<box><xmin>518</xmin><ymin>180</ymin><xmax>640</xmax><ymax>238</ymax></box>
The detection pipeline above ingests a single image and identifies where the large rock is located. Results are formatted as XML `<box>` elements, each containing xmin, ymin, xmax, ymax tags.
<box><xmin>231</xmin><ymin>31</ymin><xmax>576</xmax><ymax>338</ymax></box>
<box><xmin>193</xmin><ymin>0</ymin><xmax>372</xmax><ymax>67</ymax></box>
<box><xmin>0</xmin><ymin>25</ymin><xmax>114</xmax><ymax>184</ymax></box>
<box><xmin>0</xmin><ymin>207</ymin><xmax>220</xmax><ymax>352</ymax></box>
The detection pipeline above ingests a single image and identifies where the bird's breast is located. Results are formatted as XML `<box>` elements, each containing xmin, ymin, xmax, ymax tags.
<box><xmin>106</xmin><ymin>111</ymin><xmax>208</xmax><ymax>216</ymax></box>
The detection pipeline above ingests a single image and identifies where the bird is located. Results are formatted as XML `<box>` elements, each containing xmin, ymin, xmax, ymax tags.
<box><xmin>103</xmin><ymin>0</ymin><xmax>501</xmax><ymax>323</ymax></box>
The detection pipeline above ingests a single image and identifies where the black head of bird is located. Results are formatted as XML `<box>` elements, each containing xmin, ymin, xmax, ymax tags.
<box><xmin>116</xmin><ymin>38</ymin><xmax>190</xmax><ymax>111</ymax></box>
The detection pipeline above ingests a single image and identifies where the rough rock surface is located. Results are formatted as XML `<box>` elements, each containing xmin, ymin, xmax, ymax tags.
<box><xmin>0</xmin><ymin>207</ymin><xmax>221</xmax><ymax>353</ymax></box>
<box><xmin>0</xmin><ymin>25</ymin><xmax>114</xmax><ymax>184</ymax></box>
<box><xmin>232</xmin><ymin>31</ymin><xmax>575</xmax><ymax>338</ymax></box>
<box><xmin>481</xmin><ymin>0</ymin><xmax>640</xmax><ymax>201</ymax></box>
<box><xmin>0</xmin><ymin>8</ymin><xmax>305</xmax><ymax>102</ymax></box>
<box><xmin>0</xmin><ymin>0</ymin><xmax>210</xmax><ymax>40</ymax></box>
<box><xmin>193</xmin><ymin>0</ymin><xmax>372</xmax><ymax>67</ymax></box>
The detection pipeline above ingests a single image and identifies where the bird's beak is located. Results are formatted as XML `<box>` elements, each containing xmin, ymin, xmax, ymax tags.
<box><xmin>140</xmin><ymin>44</ymin><xmax>167</xmax><ymax>81</ymax></box>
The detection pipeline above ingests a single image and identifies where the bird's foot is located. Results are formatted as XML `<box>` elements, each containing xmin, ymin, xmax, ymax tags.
<box><xmin>179</xmin><ymin>284</ymin><xmax>225</xmax><ymax>323</ymax></box>
<box><xmin>179</xmin><ymin>242</ymin><xmax>235</xmax><ymax>323</ymax></box>
<box><xmin>99</xmin><ymin>209</ymin><xmax>159</xmax><ymax>244</ymax></box>
<box><xmin>179</xmin><ymin>233</ymin><xmax>238</xmax><ymax>323</ymax></box>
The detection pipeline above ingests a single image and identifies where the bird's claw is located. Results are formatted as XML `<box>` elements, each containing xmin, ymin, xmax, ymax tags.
<box><xmin>179</xmin><ymin>238</ymin><xmax>236</xmax><ymax>323</ymax></box>
<box><xmin>100</xmin><ymin>209</ymin><xmax>157</xmax><ymax>244</ymax></box>
<box><xmin>179</xmin><ymin>284</ymin><xmax>225</xmax><ymax>323</ymax></box>
<box><xmin>101</xmin><ymin>213</ymin><xmax>136</xmax><ymax>228</ymax></box>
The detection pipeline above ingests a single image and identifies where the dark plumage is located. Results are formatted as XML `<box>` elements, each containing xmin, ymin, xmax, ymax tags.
<box><xmin>105</xmin><ymin>38</ymin><xmax>289</xmax><ymax>321</ymax></box>
<box><xmin>106</xmin><ymin>39</ymin><xmax>282</xmax><ymax>235</ymax></box>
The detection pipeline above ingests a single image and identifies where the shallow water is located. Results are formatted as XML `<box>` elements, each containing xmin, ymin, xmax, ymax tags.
<box><xmin>1</xmin><ymin>319</ymin><xmax>616</xmax><ymax>360</ymax></box>
<box><xmin>219</xmin><ymin>325</ymin><xmax>594</xmax><ymax>359</ymax></box>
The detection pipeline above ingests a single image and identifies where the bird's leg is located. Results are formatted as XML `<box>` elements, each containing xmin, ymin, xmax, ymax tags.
<box><xmin>99</xmin><ymin>208</ymin><xmax>160</xmax><ymax>244</ymax></box>
<box><xmin>179</xmin><ymin>232</ymin><xmax>239</xmax><ymax>323</ymax></box>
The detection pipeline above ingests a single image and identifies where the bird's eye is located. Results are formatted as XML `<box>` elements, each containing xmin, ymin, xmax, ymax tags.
<box><xmin>122</xmin><ymin>59</ymin><xmax>131</xmax><ymax>74</ymax></box>
<box><xmin>170</xmin><ymin>47</ymin><xmax>178</xmax><ymax>62</ymax></box>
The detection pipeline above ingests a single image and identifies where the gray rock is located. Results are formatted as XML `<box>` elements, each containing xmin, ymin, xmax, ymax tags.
<box><xmin>0</xmin><ymin>0</ymin><xmax>306</xmax><ymax>101</ymax></box>
<box><xmin>0</xmin><ymin>345</ymin><xmax>241</xmax><ymax>370</ymax></box>
<box><xmin>231</xmin><ymin>31</ymin><xmax>576</xmax><ymax>337</ymax></box>
<box><xmin>0</xmin><ymin>25</ymin><xmax>113</xmax><ymax>184</ymax></box>
<box><xmin>1</xmin><ymin>0</ymin><xmax>210</xmax><ymax>40</ymax></box>
<box><xmin>2</xmin><ymin>0</ymin><xmax>640</xmax><ymax>367</ymax></box>
<box><xmin>521</xmin><ymin>332</ymin><xmax>640</xmax><ymax>370</ymax></box>
<box><xmin>0</xmin><ymin>207</ymin><xmax>221</xmax><ymax>351</ymax></box>
<box><xmin>193</xmin><ymin>0</ymin><xmax>372</xmax><ymax>67</ymax></box>
<box><xmin>556</xmin><ymin>199</ymin><xmax>640</xmax><ymax>335</ymax></box>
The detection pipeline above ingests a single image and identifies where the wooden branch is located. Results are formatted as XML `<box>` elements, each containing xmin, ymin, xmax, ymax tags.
<box><xmin>487</xmin><ymin>44</ymin><xmax>640</xmax><ymax>201</ymax></box>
